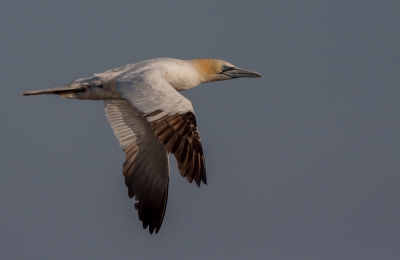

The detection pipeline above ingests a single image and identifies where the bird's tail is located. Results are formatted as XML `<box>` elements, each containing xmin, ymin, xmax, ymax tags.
<box><xmin>20</xmin><ymin>84</ymin><xmax>87</xmax><ymax>96</ymax></box>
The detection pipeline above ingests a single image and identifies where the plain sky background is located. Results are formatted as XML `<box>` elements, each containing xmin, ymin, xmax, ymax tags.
<box><xmin>1</xmin><ymin>1</ymin><xmax>399</xmax><ymax>259</ymax></box>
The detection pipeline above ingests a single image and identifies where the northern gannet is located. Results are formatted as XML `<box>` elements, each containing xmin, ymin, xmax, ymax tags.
<box><xmin>21</xmin><ymin>58</ymin><xmax>262</xmax><ymax>234</ymax></box>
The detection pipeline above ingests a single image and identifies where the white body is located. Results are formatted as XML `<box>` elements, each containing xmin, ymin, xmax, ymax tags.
<box><xmin>21</xmin><ymin>57</ymin><xmax>261</xmax><ymax>234</ymax></box>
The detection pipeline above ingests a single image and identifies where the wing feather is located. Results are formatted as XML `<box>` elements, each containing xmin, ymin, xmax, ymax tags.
<box><xmin>104</xmin><ymin>100</ymin><xmax>169</xmax><ymax>234</ymax></box>
<box><xmin>114</xmin><ymin>69</ymin><xmax>207</xmax><ymax>186</ymax></box>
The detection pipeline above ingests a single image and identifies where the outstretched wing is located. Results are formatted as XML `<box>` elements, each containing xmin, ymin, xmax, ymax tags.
<box><xmin>115</xmin><ymin>69</ymin><xmax>207</xmax><ymax>186</ymax></box>
<box><xmin>104</xmin><ymin>100</ymin><xmax>169</xmax><ymax>234</ymax></box>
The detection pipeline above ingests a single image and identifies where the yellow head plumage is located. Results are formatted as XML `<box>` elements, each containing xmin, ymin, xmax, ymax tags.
<box><xmin>189</xmin><ymin>59</ymin><xmax>261</xmax><ymax>83</ymax></box>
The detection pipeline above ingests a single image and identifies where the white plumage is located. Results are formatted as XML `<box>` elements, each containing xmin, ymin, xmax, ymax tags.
<box><xmin>22</xmin><ymin>58</ymin><xmax>261</xmax><ymax>234</ymax></box>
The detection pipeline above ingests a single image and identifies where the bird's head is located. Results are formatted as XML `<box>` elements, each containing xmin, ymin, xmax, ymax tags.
<box><xmin>190</xmin><ymin>59</ymin><xmax>262</xmax><ymax>83</ymax></box>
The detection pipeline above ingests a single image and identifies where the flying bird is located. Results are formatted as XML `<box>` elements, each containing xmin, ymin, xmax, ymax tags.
<box><xmin>21</xmin><ymin>58</ymin><xmax>262</xmax><ymax>234</ymax></box>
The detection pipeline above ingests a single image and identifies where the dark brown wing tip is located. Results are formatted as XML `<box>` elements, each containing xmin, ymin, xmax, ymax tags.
<box><xmin>139</xmin><ymin>209</ymin><xmax>162</xmax><ymax>235</ymax></box>
<box><xmin>202</xmin><ymin>162</ymin><xmax>207</xmax><ymax>185</ymax></box>
<box><xmin>194</xmin><ymin>171</ymin><xmax>207</xmax><ymax>187</ymax></box>
<box><xmin>202</xmin><ymin>174</ymin><xmax>207</xmax><ymax>185</ymax></box>
<box><xmin>124</xmin><ymin>145</ymin><xmax>169</xmax><ymax>235</ymax></box>
<box><xmin>148</xmin><ymin>223</ymin><xmax>156</xmax><ymax>234</ymax></box>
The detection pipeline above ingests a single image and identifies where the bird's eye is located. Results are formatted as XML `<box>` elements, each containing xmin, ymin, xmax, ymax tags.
<box><xmin>222</xmin><ymin>65</ymin><xmax>230</xmax><ymax>72</ymax></box>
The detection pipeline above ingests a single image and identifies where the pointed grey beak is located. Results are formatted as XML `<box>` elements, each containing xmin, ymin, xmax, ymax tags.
<box><xmin>223</xmin><ymin>67</ymin><xmax>262</xmax><ymax>78</ymax></box>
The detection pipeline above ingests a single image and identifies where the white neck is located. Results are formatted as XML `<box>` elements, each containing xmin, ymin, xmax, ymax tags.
<box><xmin>163</xmin><ymin>60</ymin><xmax>205</xmax><ymax>91</ymax></box>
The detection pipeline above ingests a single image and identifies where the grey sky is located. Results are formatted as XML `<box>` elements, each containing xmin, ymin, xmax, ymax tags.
<box><xmin>1</xmin><ymin>1</ymin><xmax>399</xmax><ymax>259</ymax></box>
